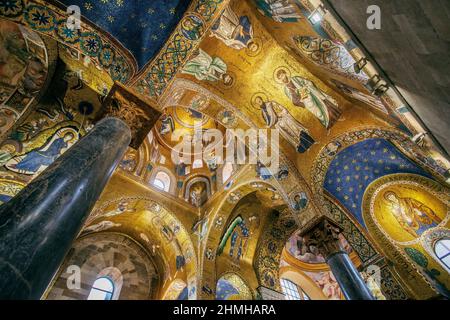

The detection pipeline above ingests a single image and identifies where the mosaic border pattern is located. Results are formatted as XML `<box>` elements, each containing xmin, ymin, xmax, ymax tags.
<box><xmin>0</xmin><ymin>0</ymin><xmax>136</xmax><ymax>82</ymax></box>
<box><xmin>131</xmin><ymin>0</ymin><xmax>228</xmax><ymax>98</ymax></box>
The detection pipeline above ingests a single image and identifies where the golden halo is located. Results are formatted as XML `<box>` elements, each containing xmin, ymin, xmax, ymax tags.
<box><xmin>181</xmin><ymin>14</ymin><xmax>203</xmax><ymax>29</ymax></box>
<box><xmin>245</xmin><ymin>37</ymin><xmax>262</xmax><ymax>57</ymax></box>
<box><xmin>190</xmin><ymin>94</ymin><xmax>209</xmax><ymax>111</ymax></box>
<box><xmin>250</xmin><ymin>92</ymin><xmax>269</xmax><ymax>110</ymax></box>
<box><xmin>273</xmin><ymin>66</ymin><xmax>291</xmax><ymax>84</ymax></box>
<box><xmin>58</xmin><ymin>128</ymin><xmax>78</xmax><ymax>143</ymax></box>
<box><xmin>218</xmin><ymin>70</ymin><xmax>236</xmax><ymax>89</ymax></box>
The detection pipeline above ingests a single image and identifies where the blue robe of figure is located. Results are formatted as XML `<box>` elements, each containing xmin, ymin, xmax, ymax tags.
<box><xmin>12</xmin><ymin>138</ymin><xmax>68</xmax><ymax>173</ymax></box>
<box><xmin>0</xmin><ymin>194</ymin><xmax>12</xmax><ymax>204</ymax></box>
<box><xmin>188</xmin><ymin>108</ymin><xmax>203</xmax><ymax>119</ymax></box>
<box><xmin>235</xmin><ymin>16</ymin><xmax>252</xmax><ymax>45</ymax></box>
<box><xmin>297</xmin><ymin>131</ymin><xmax>316</xmax><ymax>153</ymax></box>
<box><xmin>237</xmin><ymin>239</ymin><xmax>243</xmax><ymax>260</ymax></box>
<box><xmin>175</xmin><ymin>162</ymin><xmax>187</xmax><ymax>176</ymax></box>
<box><xmin>230</xmin><ymin>231</ymin><xmax>238</xmax><ymax>257</ymax></box>
<box><xmin>176</xmin><ymin>255</ymin><xmax>186</xmax><ymax>270</ymax></box>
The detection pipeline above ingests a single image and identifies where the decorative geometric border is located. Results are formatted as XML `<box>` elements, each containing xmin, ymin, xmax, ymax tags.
<box><xmin>323</xmin><ymin>198</ymin><xmax>378</xmax><ymax>264</ymax></box>
<box><xmin>253</xmin><ymin>207</ymin><xmax>297</xmax><ymax>292</ymax></box>
<box><xmin>310</xmin><ymin>126</ymin><xmax>447</xmax><ymax>216</ymax></box>
<box><xmin>131</xmin><ymin>0</ymin><xmax>229</xmax><ymax>98</ymax></box>
<box><xmin>367</xmin><ymin>175</ymin><xmax>450</xmax><ymax>247</ymax></box>
<box><xmin>362</xmin><ymin>173</ymin><xmax>449</xmax><ymax>297</ymax></box>
<box><xmin>85</xmin><ymin>195</ymin><xmax>199</xmax><ymax>298</ymax></box>
<box><xmin>0</xmin><ymin>0</ymin><xmax>136</xmax><ymax>83</ymax></box>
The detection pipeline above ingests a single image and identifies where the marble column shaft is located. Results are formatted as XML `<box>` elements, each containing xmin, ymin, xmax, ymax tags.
<box><xmin>326</xmin><ymin>251</ymin><xmax>374</xmax><ymax>300</ymax></box>
<box><xmin>302</xmin><ymin>217</ymin><xmax>374</xmax><ymax>300</ymax></box>
<box><xmin>0</xmin><ymin>117</ymin><xmax>131</xmax><ymax>299</ymax></box>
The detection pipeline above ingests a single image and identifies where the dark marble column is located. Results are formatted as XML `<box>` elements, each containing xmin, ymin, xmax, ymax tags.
<box><xmin>0</xmin><ymin>82</ymin><xmax>161</xmax><ymax>300</ymax></box>
<box><xmin>327</xmin><ymin>251</ymin><xmax>374</xmax><ymax>300</ymax></box>
<box><xmin>0</xmin><ymin>117</ymin><xmax>131</xmax><ymax>299</ymax></box>
<box><xmin>302</xmin><ymin>217</ymin><xmax>374</xmax><ymax>300</ymax></box>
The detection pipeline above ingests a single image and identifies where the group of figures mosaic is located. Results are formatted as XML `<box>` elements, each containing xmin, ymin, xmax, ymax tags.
<box><xmin>0</xmin><ymin>62</ymin><xmax>98</xmax><ymax>203</ymax></box>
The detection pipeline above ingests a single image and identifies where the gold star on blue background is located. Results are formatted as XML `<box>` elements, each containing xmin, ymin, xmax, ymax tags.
<box><xmin>60</xmin><ymin>0</ymin><xmax>191</xmax><ymax>68</ymax></box>
<box><xmin>324</xmin><ymin>139</ymin><xmax>431</xmax><ymax>228</ymax></box>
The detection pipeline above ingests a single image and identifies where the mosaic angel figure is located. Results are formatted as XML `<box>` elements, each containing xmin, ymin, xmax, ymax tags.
<box><xmin>275</xmin><ymin>68</ymin><xmax>342</xmax><ymax>129</ymax></box>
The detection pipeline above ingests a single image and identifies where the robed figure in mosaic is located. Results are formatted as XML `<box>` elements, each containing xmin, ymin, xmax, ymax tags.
<box><xmin>254</xmin><ymin>0</ymin><xmax>301</xmax><ymax>22</ymax></box>
<box><xmin>210</xmin><ymin>6</ymin><xmax>258</xmax><ymax>52</ymax></box>
<box><xmin>254</xmin><ymin>95</ymin><xmax>315</xmax><ymax>153</ymax></box>
<box><xmin>5</xmin><ymin>130</ymin><xmax>76</xmax><ymax>175</ymax></box>
<box><xmin>182</xmin><ymin>49</ymin><xmax>233</xmax><ymax>86</ymax></box>
<box><xmin>275</xmin><ymin>68</ymin><xmax>342</xmax><ymax>129</ymax></box>
<box><xmin>384</xmin><ymin>191</ymin><xmax>442</xmax><ymax>237</ymax></box>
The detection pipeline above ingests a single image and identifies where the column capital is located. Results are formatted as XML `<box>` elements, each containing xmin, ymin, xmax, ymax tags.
<box><xmin>301</xmin><ymin>216</ymin><xmax>344</xmax><ymax>259</ymax></box>
<box><xmin>97</xmin><ymin>82</ymin><xmax>161</xmax><ymax>149</ymax></box>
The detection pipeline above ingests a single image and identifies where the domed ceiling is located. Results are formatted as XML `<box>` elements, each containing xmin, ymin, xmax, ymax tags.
<box><xmin>155</xmin><ymin>106</ymin><xmax>225</xmax><ymax>156</ymax></box>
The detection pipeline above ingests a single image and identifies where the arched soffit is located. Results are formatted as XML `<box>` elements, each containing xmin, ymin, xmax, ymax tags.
<box><xmin>290</xmin><ymin>36</ymin><xmax>368</xmax><ymax>83</ymax></box>
<box><xmin>118</xmin><ymin>142</ymin><xmax>150</xmax><ymax>179</ymax></box>
<box><xmin>130</xmin><ymin>0</ymin><xmax>229</xmax><ymax>98</ymax></box>
<box><xmin>279</xmin><ymin>266</ymin><xmax>327</xmax><ymax>300</ymax></box>
<box><xmin>215</xmin><ymin>272</ymin><xmax>253</xmax><ymax>300</ymax></box>
<box><xmin>47</xmin><ymin>232</ymin><xmax>159</xmax><ymax>300</ymax></box>
<box><xmin>311</xmin><ymin>127</ymin><xmax>448</xmax><ymax>227</ymax></box>
<box><xmin>213</xmin><ymin>192</ymin><xmax>279</xmax><ymax>278</ymax></box>
<box><xmin>362</xmin><ymin>173</ymin><xmax>450</xmax><ymax>298</ymax></box>
<box><xmin>0</xmin><ymin>0</ymin><xmax>137</xmax><ymax>82</ymax></box>
<box><xmin>183</xmin><ymin>175</ymin><xmax>212</xmax><ymax>207</ymax></box>
<box><xmin>253</xmin><ymin>206</ymin><xmax>297</xmax><ymax>292</ymax></box>
<box><xmin>183</xmin><ymin>175</ymin><xmax>212</xmax><ymax>199</ymax></box>
<box><xmin>199</xmin><ymin>175</ymin><xmax>288</xmax><ymax>298</ymax></box>
<box><xmin>163</xmin><ymin>78</ymin><xmax>322</xmax><ymax>227</ymax></box>
<box><xmin>83</xmin><ymin>196</ymin><xmax>198</xmax><ymax>299</ymax></box>
<box><xmin>56</xmin><ymin>0</ymin><xmax>192</xmax><ymax>70</ymax></box>
<box><xmin>161</xmin><ymin>78</ymin><xmax>254</xmax><ymax>129</ymax></box>
<box><xmin>0</xmin><ymin>19</ymin><xmax>58</xmax><ymax>140</ymax></box>
<box><xmin>162</xmin><ymin>278</ymin><xmax>188</xmax><ymax>300</ymax></box>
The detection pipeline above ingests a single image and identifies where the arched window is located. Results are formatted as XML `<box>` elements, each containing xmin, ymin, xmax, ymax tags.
<box><xmin>222</xmin><ymin>162</ymin><xmax>233</xmax><ymax>183</ymax></box>
<box><xmin>434</xmin><ymin>238</ymin><xmax>450</xmax><ymax>269</ymax></box>
<box><xmin>280</xmin><ymin>278</ymin><xmax>310</xmax><ymax>300</ymax></box>
<box><xmin>153</xmin><ymin>171</ymin><xmax>171</xmax><ymax>192</ymax></box>
<box><xmin>192</xmin><ymin>159</ymin><xmax>203</xmax><ymax>169</ymax></box>
<box><xmin>87</xmin><ymin>277</ymin><xmax>115</xmax><ymax>300</ymax></box>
